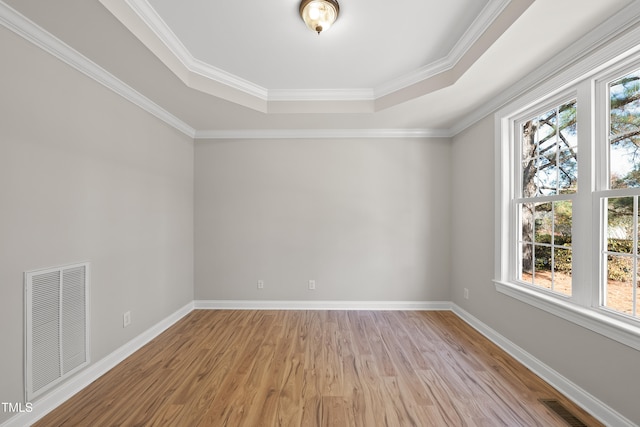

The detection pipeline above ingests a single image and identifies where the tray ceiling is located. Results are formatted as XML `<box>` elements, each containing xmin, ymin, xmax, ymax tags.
<box><xmin>99</xmin><ymin>0</ymin><xmax>521</xmax><ymax>112</ymax></box>
<box><xmin>1</xmin><ymin>0</ymin><xmax>638</xmax><ymax>134</ymax></box>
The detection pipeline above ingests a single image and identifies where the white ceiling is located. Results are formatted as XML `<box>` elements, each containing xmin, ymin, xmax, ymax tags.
<box><xmin>2</xmin><ymin>0</ymin><xmax>638</xmax><ymax>135</ymax></box>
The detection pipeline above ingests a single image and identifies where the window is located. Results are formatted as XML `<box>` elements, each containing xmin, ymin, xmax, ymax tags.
<box><xmin>516</xmin><ymin>100</ymin><xmax>577</xmax><ymax>297</ymax></box>
<box><xmin>495</xmin><ymin>42</ymin><xmax>640</xmax><ymax>350</ymax></box>
<box><xmin>598</xmin><ymin>68</ymin><xmax>640</xmax><ymax>318</ymax></box>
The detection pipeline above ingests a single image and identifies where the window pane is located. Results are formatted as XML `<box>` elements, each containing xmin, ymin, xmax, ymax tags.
<box><xmin>522</xmin><ymin>120</ymin><xmax>537</xmax><ymax>162</ymax></box>
<box><xmin>522</xmin><ymin>155</ymin><xmax>556</xmax><ymax>197</ymax></box>
<box><xmin>636</xmin><ymin>275</ymin><xmax>639</xmax><ymax>317</ymax></box>
<box><xmin>605</xmin><ymin>255</ymin><xmax>634</xmax><ymax>315</ymax></box>
<box><xmin>522</xmin><ymin>159</ymin><xmax>537</xmax><ymax>197</ymax></box>
<box><xmin>540</xmin><ymin>166</ymin><xmax>559</xmax><ymax>196</ymax></box>
<box><xmin>554</xmin><ymin>200</ymin><xmax>572</xmax><ymax>245</ymax></box>
<box><xmin>520</xmin><ymin>203</ymin><xmax>534</xmax><ymax>243</ymax></box>
<box><xmin>607</xmin><ymin>197</ymin><xmax>634</xmax><ymax>253</ymax></box>
<box><xmin>521</xmin><ymin>243</ymin><xmax>533</xmax><ymax>280</ymax></box>
<box><xmin>559</xmin><ymin>102</ymin><xmax>578</xmax><ymax>150</ymax></box>
<box><xmin>609</xmin><ymin>70</ymin><xmax>640</xmax><ymax>189</ymax></box>
<box><xmin>534</xmin><ymin>202</ymin><xmax>553</xmax><ymax>244</ymax></box>
<box><xmin>558</xmin><ymin>150</ymin><xmax>578</xmax><ymax>193</ymax></box>
<box><xmin>538</xmin><ymin>110</ymin><xmax>557</xmax><ymax>153</ymax></box>
<box><xmin>534</xmin><ymin>247</ymin><xmax>552</xmax><ymax>290</ymax></box>
<box><xmin>554</xmin><ymin>247</ymin><xmax>572</xmax><ymax>296</ymax></box>
<box><xmin>638</xmin><ymin>204</ymin><xmax>640</xmax><ymax>255</ymax></box>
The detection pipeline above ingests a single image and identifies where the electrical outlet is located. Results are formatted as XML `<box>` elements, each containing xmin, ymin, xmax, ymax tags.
<box><xmin>257</xmin><ymin>280</ymin><xmax>264</xmax><ymax>289</ymax></box>
<box><xmin>123</xmin><ymin>311</ymin><xmax>131</xmax><ymax>327</ymax></box>
<box><xmin>463</xmin><ymin>288</ymin><xmax>469</xmax><ymax>300</ymax></box>
<box><xmin>308</xmin><ymin>279</ymin><xmax>316</xmax><ymax>290</ymax></box>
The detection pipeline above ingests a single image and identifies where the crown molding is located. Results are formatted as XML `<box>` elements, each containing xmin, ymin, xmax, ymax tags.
<box><xmin>268</xmin><ymin>88</ymin><xmax>375</xmax><ymax>102</ymax></box>
<box><xmin>194</xmin><ymin>128</ymin><xmax>453</xmax><ymax>140</ymax></box>
<box><xmin>450</xmin><ymin>0</ymin><xmax>640</xmax><ymax>137</ymax></box>
<box><xmin>374</xmin><ymin>0</ymin><xmax>511</xmax><ymax>98</ymax></box>
<box><xmin>447</xmin><ymin>0</ymin><xmax>512</xmax><ymax>70</ymax></box>
<box><xmin>0</xmin><ymin>0</ymin><xmax>196</xmax><ymax>138</ymax></box>
<box><xmin>124</xmin><ymin>0</ymin><xmax>269</xmax><ymax>100</ymax></box>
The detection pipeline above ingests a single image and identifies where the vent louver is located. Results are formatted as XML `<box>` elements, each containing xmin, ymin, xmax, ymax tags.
<box><xmin>25</xmin><ymin>263</ymin><xmax>90</xmax><ymax>400</ymax></box>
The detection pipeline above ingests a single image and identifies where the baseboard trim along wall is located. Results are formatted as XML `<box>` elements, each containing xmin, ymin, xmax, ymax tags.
<box><xmin>3</xmin><ymin>300</ymin><xmax>633</xmax><ymax>427</ymax></box>
<box><xmin>1</xmin><ymin>302</ymin><xmax>194</xmax><ymax>427</ymax></box>
<box><xmin>451</xmin><ymin>304</ymin><xmax>636</xmax><ymax>427</ymax></box>
<box><xmin>193</xmin><ymin>299</ymin><xmax>452</xmax><ymax>311</ymax></box>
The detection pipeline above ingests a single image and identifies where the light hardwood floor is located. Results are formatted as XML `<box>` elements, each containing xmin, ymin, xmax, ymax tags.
<box><xmin>34</xmin><ymin>310</ymin><xmax>603</xmax><ymax>426</ymax></box>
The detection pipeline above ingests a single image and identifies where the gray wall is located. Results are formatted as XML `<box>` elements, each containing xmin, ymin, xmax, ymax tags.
<box><xmin>195</xmin><ymin>138</ymin><xmax>451</xmax><ymax>302</ymax></box>
<box><xmin>451</xmin><ymin>115</ymin><xmax>640</xmax><ymax>424</ymax></box>
<box><xmin>0</xmin><ymin>27</ymin><xmax>194</xmax><ymax>423</ymax></box>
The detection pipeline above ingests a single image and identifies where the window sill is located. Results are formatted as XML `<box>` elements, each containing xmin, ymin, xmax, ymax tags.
<box><xmin>494</xmin><ymin>280</ymin><xmax>640</xmax><ymax>352</ymax></box>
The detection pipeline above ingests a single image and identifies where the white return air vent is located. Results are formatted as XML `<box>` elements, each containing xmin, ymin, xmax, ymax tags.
<box><xmin>25</xmin><ymin>262</ymin><xmax>90</xmax><ymax>400</ymax></box>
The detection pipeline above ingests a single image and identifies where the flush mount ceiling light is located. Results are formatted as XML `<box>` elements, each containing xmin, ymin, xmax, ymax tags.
<box><xmin>299</xmin><ymin>0</ymin><xmax>340</xmax><ymax>34</ymax></box>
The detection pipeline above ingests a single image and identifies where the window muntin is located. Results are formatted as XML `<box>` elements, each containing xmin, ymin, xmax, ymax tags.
<box><xmin>515</xmin><ymin>100</ymin><xmax>577</xmax><ymax>296</ymax></box>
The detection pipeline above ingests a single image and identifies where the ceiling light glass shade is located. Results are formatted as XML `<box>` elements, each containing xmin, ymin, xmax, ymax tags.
<box><xmin>299</xmin><ymin>0</ymin><xmax>340</xmax><ymax>34</ymax></box>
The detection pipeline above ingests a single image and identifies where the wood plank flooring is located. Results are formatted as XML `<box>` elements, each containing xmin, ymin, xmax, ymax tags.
<box><xmin>34</xmin><ymin>310</ymin><xmax>603</xmax><ymax>426</ymax></box>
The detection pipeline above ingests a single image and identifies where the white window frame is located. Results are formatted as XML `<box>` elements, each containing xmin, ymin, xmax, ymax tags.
<box><xmin>510</xmin><ymin>92</ymin><xmax>580</xmax><ymax>300</ymax></box>
<box><xmin>495</xmin><ymin>29</ymin><xmax>640</xmax><ymax>352</ymax></box>
<box><xmin>595</xmin><ymin>56</ymin><xmax>640</xmax><ymax>321</ymax></box>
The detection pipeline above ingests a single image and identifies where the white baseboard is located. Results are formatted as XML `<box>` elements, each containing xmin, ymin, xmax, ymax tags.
<box><xmin>1</xmin><ymin>301</ymin><xmax>194</xmax><ymax>427</ymax></box>
<box><xmin>451</xmin><ymin>304</ymin><xmax>636</xmax><ymax>427</ymax></box>
<box><xmin>193</xmin><ymin>299</ymin><xmax>452</xmax><ymax>311</ymax></box>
